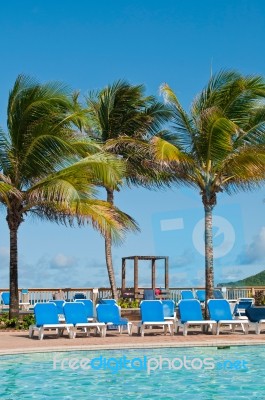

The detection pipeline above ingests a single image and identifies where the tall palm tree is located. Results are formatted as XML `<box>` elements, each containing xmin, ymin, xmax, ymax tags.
<box><xmin>154</xmin><ymin>70</ymin><xmax>265</xmax><ymax>304</ymax></box>
<box><xmin>86</xmin><ymin>81</ymin><xmax>172</xmax><ymax>299</ymax></box>
<box><xmin>0</xmin><ymin>75</ymin><xmax>137</xmax><ymax>318</ymax></box>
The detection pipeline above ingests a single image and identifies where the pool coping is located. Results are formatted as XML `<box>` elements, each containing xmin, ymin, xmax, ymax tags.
<box><xmin>1</xmin><ymin>339</ymin><xmax>265</xmax><ymax>356</ymax></box>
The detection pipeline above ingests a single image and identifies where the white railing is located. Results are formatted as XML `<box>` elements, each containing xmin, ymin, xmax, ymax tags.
<box><xmin>0</xmin><ymin>286</ymin><xmax>263</xmax><ymax>307</ymax></box>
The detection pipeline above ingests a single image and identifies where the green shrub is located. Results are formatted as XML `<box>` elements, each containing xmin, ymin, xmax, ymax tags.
<box><xmin>118</xmin><ymin>298</ymin><xmax>140</xmax><ymax>308</ymax></box>
<box><xmin>0</xmin><ymin>313</ymin><xmax>35</xmax><ymax>329</ymax></box>
<box><xmin>21</xmin><ymin>313</ymin><xmax>35</xmax><ymax>329</ymax></box>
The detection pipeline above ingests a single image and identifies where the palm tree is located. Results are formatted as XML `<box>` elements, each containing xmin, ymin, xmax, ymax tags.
<box><xmin>85</xmin><ymin>81</ymin><xmax>172</xmax><ymax>299</ymax></box>
<box><xmin>0</xmin><ymin>75</ymin><xmax>137</xmax><ymax>318</ymax></box>
<box><xmin>154</xmin><ymin>70</ymin><xmax>265</xmax><ymax>304</ymax></box>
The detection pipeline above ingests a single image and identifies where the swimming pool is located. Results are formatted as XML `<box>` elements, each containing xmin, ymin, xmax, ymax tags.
<box><xmin>0</xmin><ymin>345</ymin><xmax>264</xmax><ymax>399</ymax></box>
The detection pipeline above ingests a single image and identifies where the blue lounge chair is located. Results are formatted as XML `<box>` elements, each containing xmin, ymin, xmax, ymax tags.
<box><xmin>1</xmin><ymin>292</ymin><xmax>10</xmax><ymax>310</ymax></box>
<box><xmin>29</xmin><ymin>303</ymin><xmax>74</xmax><ymax>340</ymax></box>
<box><xmin>181</xmin><ymin>290</ymin><xmax>194</xmax><ymax>300</ymax></box>
<box><xmin>1</xmin><ymin>291</ymin><xmax>30</xmax><ymax>311</ymax></box>
<box><xmin>96</xmin><ymin>303</ymin><xmax>132</xmax><ymax>335</ymax></box>
<box><xmin>246</xmin><ymin>307</ymin><xmax>265</xmax><ymax>334</ymax></box>
<box><xmin>63</xmin><ymin>302</ymin><xmax>106</xmax><ymax>337</ymax></box>
<box><xmin>162</xmin><ymin>300</ymin><xmax>177</xmax><ymax>330</ymax></box>
<box><xmin>177</xmin><ymin>299</ymin><xmax>216</xmax><ymax>335</ymax></box>
<box><xmin>137</xmin><ymin>300</ymin><xmax>174</xmax><ymax>337</ymax></box>
<box><xmin>98</xmin><ymin>299</ymin><xmax>117</xmax><ymax>305</ymax></box>
<box><xmin>196</xmin><ymin>290</ymin><xmax>206</xmax><ymax>303</ymax></box>
<box><xmin>73</xmin><ymin>292</ymin><xmax>87</xmax><ymax>300</ymax></box>
<box><xmin>233</xmin><ymin>298</ymin><xmax>254</xmax><ymax>319</ymax></box>
<box><xmin>208</xmin><ymin>299</ymin><xmax>249</xmax><ymax>335</ymax></box>
<box><xmin>74</xmin><ymin>299</ymin><xmax>94</xmax><ymax>321</ymax></box>
<box><xmin>49</xmin><ymin>300</ymin><xmax>66</xmax><ymax>321</ymax></box>
<box><xmin>143</xmin><ymin>289</ymin><xmax>156</xmax><ymax>300</ymax></box>
<box><xmin>213</xmin><ymin>289</ymin><xmax>224</xmax><ymax>299</ymax></box>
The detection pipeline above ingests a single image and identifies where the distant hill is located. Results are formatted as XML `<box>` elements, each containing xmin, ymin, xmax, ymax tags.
<box><xmin>217</xmin><ymin>269</ymin><xmax>265</xmax><ymax>287</ymax></box>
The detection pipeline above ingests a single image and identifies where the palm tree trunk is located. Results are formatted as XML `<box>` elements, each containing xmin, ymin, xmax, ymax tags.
<box><xmin>105</xmin><ymin>188</ymin><xmax>119</xmax><ymax>301</ymax></box>
<box><xmin>9</xmin><ymin>224</ymin><xmax>19</xmax><ymax>319</ymax></box>
<box><xmin>204</xmin><ymin>204</ymin><xmax>214</xmax><ymax>303</ymax></box>
<box><xmin>7</xmin><ymin>203</ymin><xmax>23</xmax><ymax>319</ymax></box>
<box><xmin>202</xmin><ymin>186</ymin><xmax>216</xmax><ymax>319</ymax></box>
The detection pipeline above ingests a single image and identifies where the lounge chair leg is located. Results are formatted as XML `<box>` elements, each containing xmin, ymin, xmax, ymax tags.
<box><xmin>58</xmin><ymin>328</ymin><xmax>64</xmax><ymax>337</ymax></box>
<box><xmin>29</xmin><ymin>325</ymin><xmax>33</xmax><ymax>338</ymax></box>
<box><xmin>212</xmin><ymin>325</ymin><xmax>217</xmax><ymax>335</ymax></box>
<box><xmin>241</xmin><ymin>323</ymin><xmax>248</xmax><ymax>335</ymax></box>
<box><xmin>38</xmin><ymin>328</ymin><xmax>44</xmax><ymax>340</ymax></box>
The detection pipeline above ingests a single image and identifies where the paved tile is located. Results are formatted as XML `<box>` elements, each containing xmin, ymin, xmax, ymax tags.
<box><xmin>0</xmin><ymin>328</ymin><xmax>264</xmax><ymax>355</ymax></box>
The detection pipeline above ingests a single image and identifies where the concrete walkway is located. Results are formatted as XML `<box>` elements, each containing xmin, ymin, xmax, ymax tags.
<box><xmin>0</xmin><ymin>328</ymin><xmax>264</xmax><ymax>355</ymax></box>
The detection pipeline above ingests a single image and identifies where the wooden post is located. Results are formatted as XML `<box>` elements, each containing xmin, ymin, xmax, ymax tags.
<box><xmin>151</xmin><ymin>259</ymin><xmax>156</xmax><ymax>289</ymax></box>
<box><xmin>134</xmin><ymin>256</ymin><xmax>139</xmax><ymax>298</ymax></box>
<box><xmin>121</xmin><ymin>258</ymin><xmax>126</xmax><ymax>293</ymax></box>
<box><xmin>165</xmin><ymin>257</ymin><xmax>169</xmax><ymax>289</ymax></box>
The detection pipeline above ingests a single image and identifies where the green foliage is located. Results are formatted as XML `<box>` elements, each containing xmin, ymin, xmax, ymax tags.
<box><xmin>21</xmin><ymin>313</ymin><xmax>35</xmax><ymax>328</ymax></box>
<box><xmin>157</xmin><ymin>70</ymin><xmax>265</xmax><ymax>302</ymax></box>
<box><xmin>0</xmin><ymin>313</ymin><xmax>35</xmax><ymax>329</ymax></box>
<box><xmin>117</xmin><ymin>298</ymin><xmax>140</xmax><ymax>308</ymax></box>
<box><xmin>218</xmin><ymin>270</ymin><xmax>265</xmax><ymax>287</ymax></box>
<box><xmin>86</xmin><ymin>80</ymin><xmax>173</xmax><ymax>189</ymax></box>
<box><xmin>0</xmin><ymin>75</ymin><xmax>139</xmax><ymax>317</ymax></box>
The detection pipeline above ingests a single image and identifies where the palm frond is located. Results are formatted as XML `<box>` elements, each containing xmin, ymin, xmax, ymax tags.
<box><xmin>86</xmin><ymin>80</ymin><xmax>171</xmax><ymax>142</ymax></box>
<box><xmin>160</xmin><ymin>83</ymin><xmax>196</xmax><ymax>150</ymax></box>
<box><xmin>105</xmin><ymin>136</ymin><xmax>179</xmax><ymax>188</ymax></box>
<box><xmin>27</xmin><ymin>151</ymin><xmax>126</xmax><ymax>202</ymax></box>
<box><xmin>0</xmin><ymin>129</ymin><xmax>13</xmax><ymax>174</ymax></box>
<box><xmin>237</xmin><ymin>105</ymin><xmax>265</xmax><ymax>145</ymax></box>
<box><xmin>220</xmin><ymin>148</ymin><xmax>265</xmax><ymax>187</ymax></box>
<box><xmin>192</xmin><ymin>70</ymin><xmax>265</xmax><ymax>126</ymax></box>
<box><xmin>195</xmin><ymin>107</ymin><xmax>236</xmax><ymax>167</ymax></box>
<box><xmin>0</xmin><ymin>181</ymin><xmax>21</xmax><ymax>206</ymax></box>
<box><xmin>150</xmin><ymin>136</ymin><xmax>192</xmax><ymax>163</ymax></box>
<box><xmin>32</xmin><ymin>199</ymin><xmax>139</xmax><ymax>245</ymax></box>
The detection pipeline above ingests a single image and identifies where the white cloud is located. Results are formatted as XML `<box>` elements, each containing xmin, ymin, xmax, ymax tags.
<box><xmin>217</xmin><ymin>264</ymin><xmax>265</xmax><ymax>284</ymax></box>
<box><xmin>51</xmin><ymin>253</ymin><xmax>77</xmax><ymax>269</ymax></box>
<box><xmin>237</xmin><ymin>227</ymin><xmax>265</xmax><ymax>264</ymax></box>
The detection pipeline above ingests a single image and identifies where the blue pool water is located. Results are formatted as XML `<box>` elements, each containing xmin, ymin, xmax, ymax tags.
<box><xmin>0</xmin><ymin>345</ymin><xmax>264</xmax><ymax>399</ymax></box>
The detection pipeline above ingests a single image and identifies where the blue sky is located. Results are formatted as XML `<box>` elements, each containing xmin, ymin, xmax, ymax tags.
<box><xmin>0</xmin><ymin>0</ymin><xmax>264</xmax><ymax>289</ymax></box>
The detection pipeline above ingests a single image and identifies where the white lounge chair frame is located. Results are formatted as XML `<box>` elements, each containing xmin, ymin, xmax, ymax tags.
<box><xmin>248</xmin><ymin>320</ymin><xmax>265</xmax><ymax>334</ymax></box>
<box><xmin>72</xmin><ymin>322</ymin><xmax>107</xmax><ymax>338</ymax></box>
<box><xmin>176</xmin><ymin>320</ymin><xmax>217</xmax><ymax>336</ymax></box>
<box><xmin>208</xmin><ymin>299</ymin><xmax>249</xmax><ymax>335</ymax></box>
<box><xmin>29</xmin><ymin>323</ymin><xmax>74</xmax><ymax>340</ymax></box>
<box><xmin>137</xmin><ymin>320</ymin><xmax>173</xmax><ymax>337</ymax></box>
<box><xmin>215</xmin><ymin>319</ymin><xmax>249</xmax><ymax>335</ymax></box>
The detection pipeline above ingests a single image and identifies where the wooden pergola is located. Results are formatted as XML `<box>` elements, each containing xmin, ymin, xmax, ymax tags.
<box><xmin>121</xmin><ymin>256</ymin><xmax>169</xmax><ymax>297</ymax></box>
